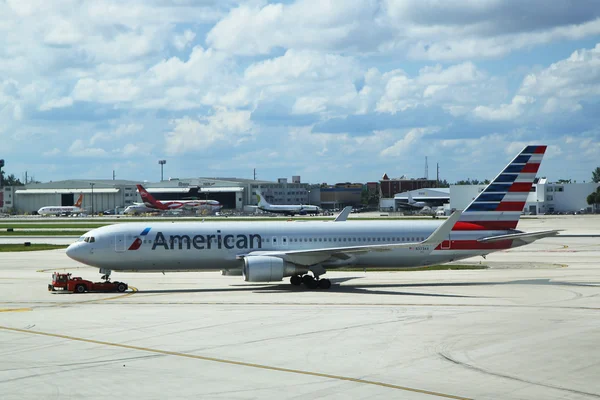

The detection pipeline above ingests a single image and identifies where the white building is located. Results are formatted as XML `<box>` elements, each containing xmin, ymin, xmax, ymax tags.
<box><xmin>449</xmin><ymin>180</ymin><xmax>600</xmax><ymax>214</ymax></box>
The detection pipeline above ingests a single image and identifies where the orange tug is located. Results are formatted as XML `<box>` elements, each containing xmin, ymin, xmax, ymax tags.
<box><xmin>48</xmin><ymin>272</ymin><xmax>128</xmax><ymax>293</ymax></box>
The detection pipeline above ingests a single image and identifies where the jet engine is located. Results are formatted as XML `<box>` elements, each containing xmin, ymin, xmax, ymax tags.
<box><xmin>243</xmin><ymin>256</ymin><xmax>307</xmax><ymax>282</ymax></box>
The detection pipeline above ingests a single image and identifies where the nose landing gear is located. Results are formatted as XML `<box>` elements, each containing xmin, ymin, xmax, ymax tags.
<box><xmin>289</xmin><ymin>274</ymin><xmax>331</xmax><ymax>289</ymax></box>
<box><xmin>100</xmin><ymin>268</ymin><xmax>112</xmax><ymax>282</ymax></box>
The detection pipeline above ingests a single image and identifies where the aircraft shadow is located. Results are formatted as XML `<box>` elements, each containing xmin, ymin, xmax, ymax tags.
<box><xmin>131</xmin><ymin>278</ymin><xmax>598</xmax><ymax>298</ymax></box>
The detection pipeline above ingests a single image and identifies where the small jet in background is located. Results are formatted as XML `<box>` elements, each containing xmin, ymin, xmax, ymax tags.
<box><xmin>256</xmin><ymin>192</ymin><xmax>321</xmax><ymax>216</ymax></box>
<box><xmin>38</xmin><ymin>194</ymin><xmax>84</xmax><ymax>216</ymax></box>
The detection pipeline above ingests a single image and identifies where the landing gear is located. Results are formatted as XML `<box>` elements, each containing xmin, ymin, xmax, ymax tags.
<box><xmin>318</xmin><ymin>279</ymin><xmax>331</xmax><ymax>289</ymax></box>
<box><xmin>100</xmin><ymin>268</ymin><xmax>112</xmax><ymax>281</ymax></box>
<box><xmin>292</xmin><ymin>274</ymin><xmax>331</xmax><ymax>290</ymax></box>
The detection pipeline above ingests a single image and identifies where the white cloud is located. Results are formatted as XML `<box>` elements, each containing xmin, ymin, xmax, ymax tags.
<box><xmin>39</xmin><ymin>96</ymin><xmax>73</xmax><ymax>111</ymax></box>
<box><xmin>72</xmin><ymin>78</ymin><xmax>140</xmax><ymax>103</ymax></box>
<box><xmin>90</xmin><ymin>123</ymin><xmax>144</xmax><ymax>145</ymax></box>
<box><xmin>520</xmin><ymin>43</ymin><xmax>600</xmax><ymax>101</ymax></box>
<box><xmin>207</xmin><ymin>1</ymin><xmax>385</xmax><ymax>55</ymax></box>
<box><xmin>43</xmin><ymin>18</ymin><xmax>82</xmax><ymax>46</ymax></box>
<box><xmin>380</xmin><ymin>127</ymin><xmax>439</xmax><ymax>157</ymax></box>
<box><xmin>473</xmin><ymin>95</ymin><xmax>535</xmax><ymax>121</ymax></box>
<box><xmin>173</xmin><ymin>29</ymin><xmax>196</xmax><ymax>51</ymax></box>
<box><xmin>69</xmin><ymin>139</ymin><xmax>107</xmax><ymax>157</ymax></box>
<box><xmin>165</xmin><ymin>108</ymin><xmax>254</xmax><ymax>155</ymax></box>
<box><xmin>245</xmin><ymin>49</ymin><xmax>361</xmax><ymax>86</ymax></box>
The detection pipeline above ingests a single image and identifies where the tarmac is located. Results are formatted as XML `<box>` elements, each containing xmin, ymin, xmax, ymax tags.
<box><xmin>1</xmin><ymin>216</ymin><xmax>599</xmax><ymax>399</ymax></box>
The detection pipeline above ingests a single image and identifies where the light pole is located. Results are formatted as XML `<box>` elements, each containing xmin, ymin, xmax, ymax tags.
<box><xmin>90</xmin><ymin>183</ymin><xmax>95</xmax><ymax>216</ymax></box>
<box><xmin>158</xmin><ymin>160</ymin><xmax>166</xmax><ymax>181</ymax></box>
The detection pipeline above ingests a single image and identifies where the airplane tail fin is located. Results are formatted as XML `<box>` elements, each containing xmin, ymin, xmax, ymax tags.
<box><xmin>74</xmin><ymin>193</ymin><xmax>83</xmax><ymax>208</ymax></box>
<box><xmin>136</xmin><ymin>184</ymin><xmax>167</xmax><ymax>210</ymax></box>
<box><xmin>256</xmin><ymin>191</ymin><xmax>270</xmax><ymax>207</ymax></box>
<box><xmin>458</xmin><ymin>145</ymin><xmax>546</xmax><ymax>230</ymax></box>
<box><xmin>407</xmin><ymin>192</ymin><xmax>414</xmax><ymax>204</ymax></box>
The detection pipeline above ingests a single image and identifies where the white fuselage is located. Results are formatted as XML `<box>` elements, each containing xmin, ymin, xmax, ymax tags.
<box><xmin>66</xmin><ymin>221</ymin><xmax>517</xmax><ymax>273</ymax></box>
<box><xmin>38</xmin><ymin>206</ymin><xmax>84</xmax><ymax>216</ymax></box>
<box><xmin>259</xmin><ymin>204</ymin><xmax>320</xmax><ymax>215</ymax></box>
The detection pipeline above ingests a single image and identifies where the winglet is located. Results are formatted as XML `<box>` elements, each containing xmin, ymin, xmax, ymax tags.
<box><xmin>422</xmin><ymin>211</ymin><xmax>462</xmax><ymax>246</ymax></box>
<box><xmin>334</xmin><ymin>206</ymin><xmax>353</xmax><ymax>222</ymax></box>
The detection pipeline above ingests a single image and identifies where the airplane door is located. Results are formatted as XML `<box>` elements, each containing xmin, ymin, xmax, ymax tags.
<box><xmin>115</xmin><ymin>234</ymin><xmax>126</xmax><ymax>252</ymax></box>
<box><xmin>281</xmin><ymin>236</ymin><xmax>289</xmax><ymax>247</ymax></box>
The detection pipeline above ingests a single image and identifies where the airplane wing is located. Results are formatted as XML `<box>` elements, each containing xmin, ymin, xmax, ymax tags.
<box><xmin>334</xmin><ymin>206</ymin><xmax>353</xmax><ymax>222</ymax></box>
<box><xmin>241</xmin><ymin>211</ymin><xmax>462</xmax><ymax>266</ymax></box>
<box><xmin>477</xmin><ymin>230</ymin><xmax>560</xmax><ymax>244</ymax></box>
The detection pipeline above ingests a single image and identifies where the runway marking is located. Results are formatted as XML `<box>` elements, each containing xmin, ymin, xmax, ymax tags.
<box><xmin>0</xmin><ymin>325</ymin><xmax>470</xmax><ymax>400</ymax></box>
<box><xmin>0</xmin><ymin>308</ymin><xmax>32</xmax><ymax>312</ymax></box>
<box><xmin>52</xmin><ymin>286</ymin><xmax>139</xmax><ymax>305</ymax></box>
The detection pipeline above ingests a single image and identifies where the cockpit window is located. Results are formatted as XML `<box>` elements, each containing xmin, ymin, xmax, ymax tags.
<box><xmin>83</xmin><ymin>237</ymin><xmax>95</xmax><ymax>243</ymax></box>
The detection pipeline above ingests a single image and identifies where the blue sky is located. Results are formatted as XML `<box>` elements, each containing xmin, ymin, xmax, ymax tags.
<box><xmin>1</xmin><ymin>0</ymin><xmax>599</xmax><ymax>184</ymax></box>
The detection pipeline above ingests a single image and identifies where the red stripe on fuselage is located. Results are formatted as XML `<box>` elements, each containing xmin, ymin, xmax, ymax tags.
<box><xmin>508</xmin><ymin>182</ymin><xmax>533</xmax><ymax>192</ymax></box>
<box><xmin>452</xmin><ymin>222</ymin><xmax>487</xmax><ymax>231</ymax></box>
<box><xmin>128</xmin><ymin>238</ymin><xmax>142</xmax><ymax>251</ymax></box>
<box><xmin>521</xmin><ymin>163</ymin><xmax>540</xmax><ymax>173</ymax></box>
<box><xmin>496</xmin><ymin>201</ymin><xmax>526</xmax><ymax>212</ymax></box>
<box><xmin>435</xmin><ymin>239</ymin><xmax>513</xmax><ymax>251</ymax></box>
<box><xmin>459</xmin><ymin>221</ymin><xmax>518</xmax><ymax>230</ymax></box>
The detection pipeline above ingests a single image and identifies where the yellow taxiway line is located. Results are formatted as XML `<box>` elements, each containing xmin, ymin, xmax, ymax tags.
<box><xmin>0</xmin><ymin>308</ymin><xmax>32</xmax><ymax>312</ymax></box>
<box><xmin>0</xmin><ymin>325</ymin><xmax>470</xmax><ymax>400</ymax></box>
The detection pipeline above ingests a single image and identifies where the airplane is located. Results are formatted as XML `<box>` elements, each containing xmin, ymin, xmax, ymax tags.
<box><xmin>66</xmin><ymin>145</ymin><xmax>559</xmax><ymax>289</ymax></box>
<box><xmin>396</xmin><ymin>192</ymin><xmax>429</xmax><ymax>210</ymax></box>
<box><xmin>123</xmin><ymin>204</ymin><xmax>159</xmax><ymax>215</ymax></box>
<box><xmin>38</xmin><ymin>194</ymin><xmax>84</xmax><ymax>216</ymax></box>
<box><xmin>256</xmin><ymin>192</ymin><xmax>321</xmax><ymax>216</ymax></box>
<box><xmin>136</xmin><ymin>184</ymin><xmax>222</xmax><ymax>215</ymax></box>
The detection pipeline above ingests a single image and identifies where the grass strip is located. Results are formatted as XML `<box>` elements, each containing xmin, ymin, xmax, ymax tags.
<box><xmin>0</xmin><ymin>244</ymin><xmax>69</xmax><ymax>252</ymax></box>
<box><xmin>0</xmin><ymin>230</ymin><xmax>85</xmax><ymax>236</ymax></box>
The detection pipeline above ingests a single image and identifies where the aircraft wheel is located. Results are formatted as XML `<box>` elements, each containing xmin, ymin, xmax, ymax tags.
<box><xmin>318</xmin><ymin>279</ymin><xmax>331</xmax><ymax>289</ymax></box>
<box><xmin>303</xmin><ymin>275</ymin><xmax>318</xmax><ymax>289</ymax></box>
<box><xmin>75</xmin><ymin>284</ymin><xmax>86</xmax><ymax>293</ymax></box>
<box><xmin>290</xmin><ymin>275</ymin><xmax>302</xmax><ymax>286</ymax></box>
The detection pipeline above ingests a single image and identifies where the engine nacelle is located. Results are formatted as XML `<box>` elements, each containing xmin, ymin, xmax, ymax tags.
<box><xmin>243</xmin><ymin>256</ymin><xmax>307</xmax><ymax>282</ymax></box>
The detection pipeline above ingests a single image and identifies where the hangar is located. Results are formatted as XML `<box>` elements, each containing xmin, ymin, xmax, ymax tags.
<box><xmin>1</xmin><ymin>176</ymin><xmax>317</xmax><ymax>214</ymax></box>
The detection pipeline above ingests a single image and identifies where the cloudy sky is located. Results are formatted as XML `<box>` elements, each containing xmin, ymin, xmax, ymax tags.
<box><xmin>2</xmin><ymin>0</ymin><xmax>600</xmax><ymax>185</ymax></box>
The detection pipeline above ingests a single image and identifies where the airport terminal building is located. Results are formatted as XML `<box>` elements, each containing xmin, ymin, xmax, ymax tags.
<box><xmin>1</xmin><ymin>176</ymin><xmax>317</xmax><ymax>214</ymax></box>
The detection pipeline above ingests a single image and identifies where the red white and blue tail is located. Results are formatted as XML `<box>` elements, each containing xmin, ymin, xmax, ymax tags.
<box><xmin>458</xmin><ymin>145</ymin><xmax>546</xmax><ymax>230</ymax></box>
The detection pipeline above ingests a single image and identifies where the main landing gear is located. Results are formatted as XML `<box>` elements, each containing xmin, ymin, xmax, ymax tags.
<box><xmin>290</xmin><ymin>274</ymin><xmax>331</xmax><ymax>289</ymax></box>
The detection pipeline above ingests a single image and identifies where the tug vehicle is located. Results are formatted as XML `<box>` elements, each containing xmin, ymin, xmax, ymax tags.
<box><xmin>48</xmin><ymin>272</ymin><xmax>128</xmax><ymax>293</ymax></box>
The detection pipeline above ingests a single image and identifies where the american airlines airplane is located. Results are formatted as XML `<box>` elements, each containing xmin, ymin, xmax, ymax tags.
<box><xmin>38</xmin><ymin>194</ymin><xmax>84</xmax><ymax>216</ymax></box>
<box><xmin>256</xmin><ymin>192</ymin><xmax>321</xmax><ymax>216</ymax></box>
<box><xmin>136</xmin><ymin>184</ymin><xmax>222</xmax><ymax>214</ymax></box>
<box><xmin>66</xmin><ymin>146</ymin><xmax>558</xmax><ymax>289</ymax></box>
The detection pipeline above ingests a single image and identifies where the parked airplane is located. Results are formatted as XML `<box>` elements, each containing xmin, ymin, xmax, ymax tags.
<box><xmin>66</xmin><ymin>145</ymin><xmax>558</xmax><ymax>289</ymax></box>
<box><xmin>38</xmin><ymin>194</ymin><xmax>84</xmax><ymax>216</ymax></box>
<box><xmin>256</xmin><ymin>192</ymin><xmax>321</xmax><ymax>216</ymax></box>
<box><xmin>396</xmin><ymin>192</ymin><xmax>429</xmax><ymax>210</ymax></box>
<box><xmin>123</xmin><ymin>204</ymin><xmax>159</xmax><ymax>215</ymax></box>
<box><xmin>136</xmin><ymin>184</ymin><xmax>222</xmax><ymax>214</ymax></box>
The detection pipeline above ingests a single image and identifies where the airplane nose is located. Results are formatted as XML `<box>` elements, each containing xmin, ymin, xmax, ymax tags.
<box><xmin>66</xmin><ymin>242</ymin><xmax>89</xmax><ymax>264</ymax></box>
